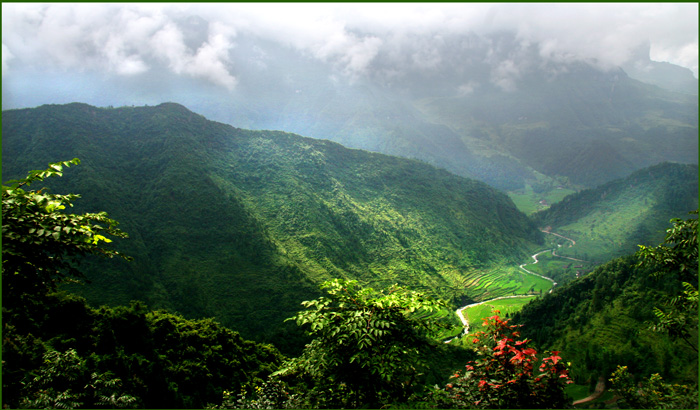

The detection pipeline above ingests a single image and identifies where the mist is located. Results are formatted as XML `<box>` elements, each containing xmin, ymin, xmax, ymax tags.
<box><xmin>2</xmin><ymin>3</ymin><xmax>698</xmax><ymax>111</ymax></box>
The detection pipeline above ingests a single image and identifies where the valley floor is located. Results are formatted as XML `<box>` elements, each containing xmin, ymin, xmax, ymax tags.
<box><xmin>455</xmin><ymin>229</ymin><xmax>589</xmax><ymax>335</ymax></box>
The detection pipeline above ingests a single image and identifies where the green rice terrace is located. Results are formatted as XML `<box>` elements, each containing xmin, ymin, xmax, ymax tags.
<box><xmin>452</xmin><ymin>228</ymin><xmax>595</xmax><ymax>339</ymax></box>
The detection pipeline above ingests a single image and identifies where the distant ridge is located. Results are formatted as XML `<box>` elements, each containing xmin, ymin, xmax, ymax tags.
<box><xmin>2</xmin><ymin>102</ymin><xmax>543</xmax><ymax>340</ymax></box>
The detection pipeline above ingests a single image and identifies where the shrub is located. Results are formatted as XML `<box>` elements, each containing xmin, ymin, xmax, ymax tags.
<box><xmin>444</xmin><ymin>311</ymin><xmax>572</xmax><ymax>408</ymax></box>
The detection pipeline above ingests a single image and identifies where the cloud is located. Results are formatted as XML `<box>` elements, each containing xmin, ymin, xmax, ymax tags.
<box><xmin>457</xmin><ymin>81</ymin><xmax>479</xmax><ymax>96</ymax></box>
<box><xmin>2</xmin><ymin>43</ymin><xmax>14</xmax><ymax>75</ymax></box>
<box><xmin>2</xmin><ymin>3</ymin><xmax>238</xmax><ymax>89</ymax></box>
<box><xmin>1</xmin><ymin>2</ymin><xmax>697</xmax><ymax>95</ymax></box>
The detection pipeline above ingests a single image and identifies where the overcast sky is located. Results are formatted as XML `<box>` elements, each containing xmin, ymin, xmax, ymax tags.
<box><xmin>2</xmin><ymin>2</ymin><xmax>698</xmax><ymax>106</ymax></box>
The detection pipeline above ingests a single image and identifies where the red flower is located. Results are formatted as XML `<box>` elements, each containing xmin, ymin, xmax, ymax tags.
<box><xmin>547</xmin><ymin>352</ymin><xmax>561</xmax><ymax>364</ymax></box>
<box><xmin>495</xmin><ymin>338</ymin><xmax>511</xmax><ymax>351</ymax></box>
<box><xmin>478</xmin><ymin>380</ymin><xmax>488</xmax><ymax>389</ymax></box>
<box><xmin>522</xmin><ymin>347</ymin><xmax>537</xmax><ymax>356</ymax></box>
<box><xmin>510</xmin><ymin>350</ymin><xmax>526</xmax><ymax>364</ymax></box>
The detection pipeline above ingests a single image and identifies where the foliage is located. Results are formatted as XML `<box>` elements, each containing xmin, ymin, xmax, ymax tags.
<box><xmin>637</xmin><ymin>210</ymin><xmax>698</xmax><ymax>281</ymax></box>
<box><xmin>210</xmin><ymin>379</ymin><xmax>303</xmax><ymax>409</ymax></box>
<box><xmin>1</xmin><ymin>160</ymin><xmax>286</xmax><ymax>408</ymax></box>
<box><xmin>442</xmin><ymin>311</ymin><xmax>572</xmax><ymax>409</ymax></box>
<box><xmin>637</xmin><ymin>210</ymin><xmax>698</xmax><ymax>350</ymax></box>
<box><xmin>274</xmin><ymin>278</ymin><xmax>450</xmax><ymax>408</ymax></box>
<box><xmin>3</xmin><ymin>291</ymin><xmax>286</xmax><ymax>409</ymax></box>
<box><xmin>609</xmin><ymin>365</ymin><xmax>698</xmax><ymax>409</ymax></box>
<box><xmin>513</xmin><ymin>212</ymin><xmax>699</xmax><ymax>389</ymax></box>
<box><xmin>2</xmin><ymin>158</ymin><xmax>130</xmax><ymax>308</ymax></box>
<box><xmin>18</xmin><ymin>348</ymin><xmax>137</xmax><ymax>409</ymax></box>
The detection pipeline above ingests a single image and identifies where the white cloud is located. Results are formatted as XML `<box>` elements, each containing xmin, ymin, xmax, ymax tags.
<box><xmin>491</xmin><ymin>59</ymin><xmax>521</xmax><ymax>92</ymax></box>
<box><xmin>1</xmin><ymin>2</ymin><xmax>697</xmax><ymax>92</ymax></box>
<box><xmin>2</xmin><ymin>3</ymin><xmax>238</xmax><ymax>89</ymax></box>
<box><xmin>457</xmin><ymin>81</ymin><xmax>479</xmax><ymax>96</ymax></box>
<box><xmin>2</xmin><ymin>43</ymin><xmax>14</xmax><ymax>75</ymax></box>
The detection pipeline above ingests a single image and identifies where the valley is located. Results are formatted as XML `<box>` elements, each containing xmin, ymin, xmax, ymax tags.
<box><xmin>453</xmin><ymin>228</ymin><xmax>588</xmax><ymax>338</ymax></box>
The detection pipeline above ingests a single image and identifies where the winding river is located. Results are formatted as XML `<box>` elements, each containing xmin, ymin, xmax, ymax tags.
<box><xmin>445</xmin><ymin>230</ymin><xmax>579</xmax><ymax>342</ymax></box>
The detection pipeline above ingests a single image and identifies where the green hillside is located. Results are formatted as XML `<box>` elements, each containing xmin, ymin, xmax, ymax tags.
<box><xmin>1</xmin><ymin>102</ymin><xmax>543</xmax><ymax>340</ymax></box>
<box><xmin>512</xmin><ymin>246</ymin><xmax>698</xmax><ymax>387</ymax></box>
<box><xmin>531</xmin><ymin>162</ymin><xmax>698</xmax><ymax>263</ymax></box>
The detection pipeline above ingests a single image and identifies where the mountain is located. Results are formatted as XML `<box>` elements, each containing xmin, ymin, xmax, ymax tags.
<box><xmin>184</xmin><ymin>33</ymin><xmax>699</xmax><ymax>191</ymax></box>
<box><xmin>531</xmin><ymin>162</ymin><xmax>698</xmax><ymax>263</ymax></box>
<box><xmin>1</xmin><ymin>102</ymin><xmax>543</xmax><ymax>340</ymax></box>
<box><xmin>412</xmin><ymin>63</ymin><xmax>698</xmax><ymax>188</ymax></box>
<box><xmin>622</xmin><ymin>41</ymin><xmax>699</xmax><ymax>95</ymax></box>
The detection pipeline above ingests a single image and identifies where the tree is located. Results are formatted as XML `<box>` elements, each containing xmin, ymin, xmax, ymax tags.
<box><xmin>19</xmin><ymin>349</ymin><xmax>137</xmax><ymax>409</ymax></box>
<box><xmin>636</xmin><ymin>210</ymin><xmax>698</xmax><ymax>352</ymax></box>
<box><xmin>2</xmin><ymin>158</ymin><xmax>130</xmax><ymax>308</ymax></box>
<box><xmin>608</xmin><ymin>211</ymin><xmax>700</xmax><ymax>408</ymax></box>
<box><xmin>609</xmin><ymin>365</ymin><xmax>698</xmax><ymax>409</ymax></box>
<box><xmin>443</xmin><ymin>311</ymin><xmax>573</xmax><ymax>409</ymax></box>
<box><xmin>273</xmin><ymin>278</ymin><xmax>449</xmax><ymax>408</ymax></box>
<box><xmin>2</xmin><ymin>159</ymin><xmax>133</xmax><ymax>407</ymax></box>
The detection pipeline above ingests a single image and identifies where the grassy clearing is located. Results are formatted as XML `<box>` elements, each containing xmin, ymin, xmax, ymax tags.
<box><xmin>523</xmin><ymin>249</ymin><xmax>594</xmax><ymax>284</ymax></box>
<box><xmin>507</xmin><ymin>174</ymin><xmax>579</xmax><ymax>215</ymax></box>
<box><xmin>463</xmin><ymin>296</ymin><xmax>538</xmax><ymax>332</ymax></box>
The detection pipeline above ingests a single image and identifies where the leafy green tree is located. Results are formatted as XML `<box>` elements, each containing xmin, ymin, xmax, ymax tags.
<box><xmin>609</xmin><ymin>365</ymin><xmax>698</xmax><ymax>409</ymax></box>
<box><xmin>2</xmin><ymin>158</ymin><xmax>130</xmax><ymax>308</ymax></box>
<box><xmin>443</xmin><ymin>311</ymin><xmax>573</xmax><ymax>409</ymax></box>
<box><xmin>606</xmin><ymin>211</ymin><xmax>700</xmax><ymax>408</ymax></box>
<box><xmin>274</xmin><ymin>278</ymin><xmax>449</xmax><ymax>408</ymax></box>
<box><xmin>637</xmin><ymin>210</ymin><xmax>698</xmax><ymax>352</ymax></box>
<box><xmin>210</xmin><ymin>379</ymin><xmax>303</xmax><ymax>409</ymax></box>
<box><xmin>19</xmin><ymin>348</ymin><xmax>137</xmax><ymax>409</ymax></box>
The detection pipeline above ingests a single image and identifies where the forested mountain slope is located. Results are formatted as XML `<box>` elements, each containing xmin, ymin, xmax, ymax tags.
<box><xmin>531</xmin><ymin>162</ymin><xmax>698</xmax><ymax>263</ymax></box>
<box><xmin>1</xmin><ymin>102</ymin><xmax>542</xmax><ymax>340</ymax></box>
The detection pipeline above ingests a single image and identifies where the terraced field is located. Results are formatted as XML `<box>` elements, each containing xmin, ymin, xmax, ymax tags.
<box><xmin>453</xmin><ymin>229</ymin><xmax>582</xmax><ymax>339</ymax></box>
<box><xmin>461</xmin><ymin>265</ymin><xmax>553</xmax><ymax>302</ymax></box>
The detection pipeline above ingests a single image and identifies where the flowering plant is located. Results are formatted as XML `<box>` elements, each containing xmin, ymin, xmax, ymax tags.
<box><xmin>444</xmin><ymin>311</ymin><xmax>572</xmax><ymax>408</ymax></box>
